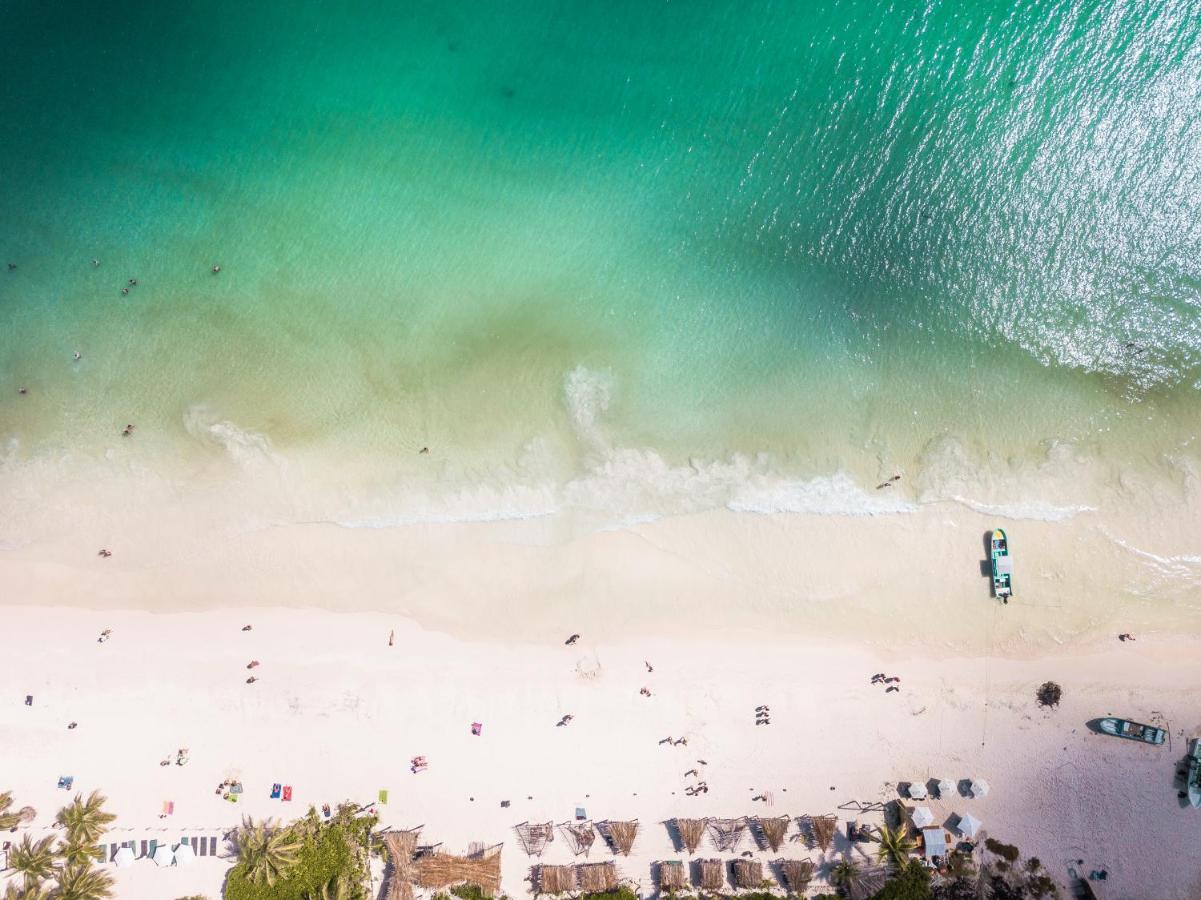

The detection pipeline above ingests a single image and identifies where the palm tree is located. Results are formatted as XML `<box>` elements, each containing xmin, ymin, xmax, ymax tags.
<box><xmin>236</xmin><ymin>818</ymin><xmax>302</xmax><ymax>887</ymax></box>
<box><xmin>0</xmin><ymin>791</ymin><xmax>18</xmax><ymax>830</ymax></box>
<box><xmin>2</xmin><ymin>882</ymin><xmax>53</xmax><ymax>900</ymax></box>
<box><xmin>8</xmin><ymin>834</ymin><xmax>57</xmax><ymax>888</ymax></box>
<box><xmin>875</xmin><ymin>823</ymin><xmax>919</xmax><ymax>870</ymax></box>
<box><xmin>304</xmin><ymin>875</ymin><xmax>351</xmax><ymax>900</ymax></box>
<box><xmin>830</xmin><ymin>857</ymin><xmax>887</xmax><ymax>900</ymax></box>
<box><xmin>54</xmin><ymin>793</ymin><xmax>115</xmax><ymax>846</ymax></box>
<box><xmin>51</xmin><ymin>863</ymin><xmax>114</xmax><ymax>900</ymax></box>
<box><xmin>56</xmin><ymin>838</ymin><xmax>101</xmax><ymax>867</ymax></box>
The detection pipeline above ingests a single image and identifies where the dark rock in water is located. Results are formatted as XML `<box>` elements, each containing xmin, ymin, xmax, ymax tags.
<box><xmin>501</xmin><ymin>86</ymin><xmax>515</xmax><ymax>99</ymax></box>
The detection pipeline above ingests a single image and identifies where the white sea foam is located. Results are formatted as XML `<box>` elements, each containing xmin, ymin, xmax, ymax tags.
<box><xmin>943</xmin><ymin>495</ymin><xmax>1095</xmax><ymax>522</ymax></box>
<box><xmin>183</xmin><ymin>404</ymin><xmax>281</xmax><ymax>468</ymax></box>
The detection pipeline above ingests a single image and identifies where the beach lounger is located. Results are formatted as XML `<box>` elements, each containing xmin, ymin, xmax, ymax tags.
<box><xmin>282</xmin><ymin>786</ymin><xmax>293</xmax><ymax>802</ymax></box>
<box><xmin>270</xmin><ymin>783</ymin><xmax>282</xmax><ymax>799</ymax></box>
<box><xmin>147</xmin><ymin>840</ymin><xmax>158</xmax><ymax>858</ymax></box>
<box><xmin>209</xmin><ymin>836</ymin><xmax>217</xmax><ymax>857</ymax></box>
<box><xmin>140</xmin><ymin>840</ymin><xmax>148</xmax><ymax>858</ymax></box>
<box><xmin>197</xmin><ymin>836</ymin><xmax>207</xmax><ymax>857</ymax></box>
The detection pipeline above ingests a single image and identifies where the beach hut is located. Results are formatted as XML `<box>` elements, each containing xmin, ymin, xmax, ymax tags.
<box><xmin>696</xmin><ymin>859</ymin><xmax>725</xmax><ymax>892</ymax></box>
<box><xmin>559</xmin><ymin>821</ymin><xmax>596</xmax><ymax>857</ymax></box>
<box><xmin>957</xmin><ymin>814</ymin><xmax>982</xmax><ymax>838</ymax></box>
<box><xmin>576</xmin><ymin>861</ymin><xmax>618</xmax><ymax>893</ymax></box>
<box><xmin>907</xmin><ymin>782</ymin><xmax>928</xmax><ymax>800</ymax></box>
<box><xmin>414</xmin><ymin>845</ymin><xmax>503</xmax><ymax>897</ymax></box>
<box><xmin>970</xmin><ymin>778</ymin><xmax>990</xmax><ymax>799</ymax></box>
<box><xmin>537</xmin><ymin>865</ymin><xmax>576</xmax><ymax>895</ymax></box>
<box><xmin>778</xmin><ymin>859</ymin><xmax>815</xmax><ymax>894</ymax></box>
<box><xmin>113</xmin><ymin>846</ymin><xmax>135</xmax><ymax>869</ymax></box>
<box><xmin>152</xmin><ymin>845</ymin><xmax>175</xmax><ymax>867</ymax></box>
<box><xmin>673</xmin><ymin>817</ymin><xmax>708</xmax><ymax>854</ymax></box>
<box><xmin>911</xmin><ymin>807</ymin><xmax>935</xmax><ymax>828</ymax></box>
<box><xmin>515</xmin><ymin>822</ymin><xmax>554</xmax><ymax>857</ymax></box>
<box><xmin>657</xmin><ymin>860</ymin><xmax>686</xmax><ymax>892</ymax></box>
<box><xmin>174</xmin><ymin>842</ymin><xmax>196</xmax><ymax>866</ymax></box>
<box><xmin>921</xmin><ymin>828</ymin><xmax>948</xmax><ymax>861</ymax></box>
<box><xmin>752</xmin><ymin>815</ymin><xmax>790</xmax><ymax>852</ymax></box>
<box><xmin>732</xmin><ymin>859</ymin><xmax>763</xmax><ymax>889</ymax></box>
<box><xmin>707</xmin><ymin>817</ymin><xmax>747</xmax><ymax>853</ymax></box>
<box><xmin>598</xmin><ymin>820</ymin><xmax>638</xmax><ymax>857</ymax></box>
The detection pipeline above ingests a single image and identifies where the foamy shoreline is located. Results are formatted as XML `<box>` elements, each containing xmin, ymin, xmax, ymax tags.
<box><xmin>2</xmin><ymin>605</ymin><xmax>1199</xmax><ymax>899</ymax></box>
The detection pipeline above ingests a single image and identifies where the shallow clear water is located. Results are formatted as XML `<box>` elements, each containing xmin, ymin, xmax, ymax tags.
<box><xmin>2</xmin><ymin>0</ymin><xmax>1200</xmax><ymax>528</ymax></box>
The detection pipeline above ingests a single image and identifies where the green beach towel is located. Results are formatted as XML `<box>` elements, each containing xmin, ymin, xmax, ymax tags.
<box><xmin>378</xmin><ymin>789</ymin><xmax>388</xmax><ymax>805</ymax></box>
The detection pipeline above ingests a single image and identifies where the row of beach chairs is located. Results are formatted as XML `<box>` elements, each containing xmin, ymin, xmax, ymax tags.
<box><xmin>96</xmin><ymin>835</ymin><xmax>220</xmax><ymax>863</ymax></box>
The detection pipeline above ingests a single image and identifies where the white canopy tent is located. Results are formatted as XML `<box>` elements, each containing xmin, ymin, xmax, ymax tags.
<box><xmin>911</xmin><ymin>807</ymin><xmax>935</xmax><ymax>828</ymax></box>
<box><xmin>152</xmin><ymin>845</ymin><xmax>175</xmax><ymax>867</ymax></box>
<box><xmin>113</xmin><ymin>846</ymin><xmax>135</xmax><ymax>869</ymax></box>
<box><xmin>958</xmin><ymin>814</ymin><xmax>983</xmax><ymax>838</ymax></box>
<box><xmin>174</xmin><ymin>842</ymin><xmax>196</xmax><ymax>865</ymax></box>
<box><xmin>907</xmin><ymin>782</ymin><xmax>928</xmax><ymax>800</ymax></box>
<box><xmin>970</xmin><ymin>778</ymin><xmax>991</xmax><ymax>799</ymax></box>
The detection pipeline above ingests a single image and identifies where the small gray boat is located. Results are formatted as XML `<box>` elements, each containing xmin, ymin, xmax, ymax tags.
<box><xmin>1098</xmin><ymin>717</ymin><xmax>1165</xmax><ymax>746</ymax></box>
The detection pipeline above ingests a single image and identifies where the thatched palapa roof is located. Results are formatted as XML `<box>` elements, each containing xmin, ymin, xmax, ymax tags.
<box><xmin>752</xmin><ymin>815</ymin><xmax>790</xmax><ymax>852</ymax></box>
<box><xmin>805</xmin><ymin>814</ymin><xmax>838</xmax><ymax>852</ymax></box>
<box><xmin>536</xmin><ymin>864</ymin><xmax>576</xmax><ymax>894</ymax></box>
<box><xmin>673</xmin><ymin>817</ymin><xmax>707</xmax><ymax>854</ymax></box>
<box><xmin>696</xmin><ymin>859</ymin><xmax>725</xmax><ymax>892</ymax></box>
<box><xmin>732</xmin><ymin>859</ymin><xmax>763</xmax><ymax>889</ymax></box>
<box><xmin>414</xmin><ymin>845</ymin><xmax>502</xmax><ymax>897</ymax></box>
<box><xmin>382</xmin><ymin>828</ymin><xmax>421</xmax><ymax>900</ymax></box>
<box><xmin>576</xmin><ymin>861</ymin><xmax>618</xmax><ymax>893</ymax></box>
<box><xmin>657</xmin><ymin>860</ymin><xmax>686</xmax><ymax>891</ymax></box>
<box><xmin>598</xmin><ymin>820</ymin><xmax>638</xmax><ymax>856</ymax></box>
<box><xmin>515</xmin><ymin>821</ymin><xmax>555</xmax><ymax>857</ymax></box>
<box><xmin>707</xmin><ymin>817</ymin><xmax>747</xmax><ymax>853</ymax></box>
<box><xmin>778</xmin><ymin>859</ymin><xmax>815</xmax><ymax>894</ymax></box>
<box><xmin>559</xmin><ymin>821</ymin><xmax>596</xmax><ymax>857</ymax></box>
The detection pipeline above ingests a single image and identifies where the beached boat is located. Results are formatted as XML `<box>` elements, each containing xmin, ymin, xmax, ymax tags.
<box><xmin>990</xmin><ymin>528</ymin><xmax>1012</xmax><ymax>600</ymax></box>
<box><xmin>1098</xmin><ymin>717</ymin><xmax>1165</xmax><ymax>745</ymax></box>
<box><xmin>1187</xmin><ymin>739</ymin><xmax>1201</xmax><ymax>808</ymax></box>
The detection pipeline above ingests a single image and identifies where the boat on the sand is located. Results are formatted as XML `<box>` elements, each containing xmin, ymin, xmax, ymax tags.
<box><xmin>1098</xmin><ymin>717</ymin><xmax>1165</xmax><ymax>746</ymax></box>
<box><xmin>990</xmin><ymin>528</ymin><xmax>1012</xmax><ymax>601</ymax></box>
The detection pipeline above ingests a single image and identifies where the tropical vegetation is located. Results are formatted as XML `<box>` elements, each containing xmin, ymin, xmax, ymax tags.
<box><xmin>0</xmin><ymin>789</ymin><xmax>115</xmax><ymax>900</ymax></box>
<box><xmin>224</xmin><ymin>803</ymin><xmax>378</xmax><ymax>900</ymax></box>
<box><xmin>875</xmin><ymin>823</ymin><xmax>919</xmax><ymax>871</ymax></box>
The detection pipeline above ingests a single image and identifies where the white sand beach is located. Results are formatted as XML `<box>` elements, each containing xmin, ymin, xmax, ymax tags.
<box><xmin>3</xmin><ymin>600</ymin><xmax>1200</xmax><ymax>899</ymax></box>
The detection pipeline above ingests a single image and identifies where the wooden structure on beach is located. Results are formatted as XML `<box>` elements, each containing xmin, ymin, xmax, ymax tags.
<box><xmin>576</xmin><ymin>861</ymin><xmax>619</xmax><ymax>892</ymax></box>
<box><xmin>657</xmin><ymin>860</ymin><xmax>686</xmax><ymax>892</ymax></box>
<box><xmin>535</xmin><ymin>864</ymin><xmax>576</xmax><ymax>895</ymax></box>
<box><xmin>382</xmin><ymin>828</ymin><xmax>503</xmax><ymax>900</ymax></box>
<box><xmin>597</xmin><ymin>820</ymin><xmax>638</xmax><ymax>856</ymax></box>
<box><xmin>696</xmin><ymin>858</ymin><xmax>725</xmax><ymax>892</ymax></box>
<box><xmin>559</xmin><ymin>820</ymin><xmax>596</xmax><ymax>857</ymax></box>
<box><xmin>732</xmin><ymin>859</ymin><xmax>763</xmax><ymax>889</ymax></box>
<box><xmin>778</xmin><ymin>859</ymin><xmax>815</xmax><ymax>894</ymax></box>
<box><xmin>707</xmin><ymin>817</ymin><xmax>747</xmax><ymax>853</ymax></box>
<box><xmin>515</xmin><ymin>821</ymin><xmax>554</xmax><ymax>857</ymax></box>
<box><xmin>752</xmin><ymin>815</ymin><xmax>790</xmax><ymax>852</ymax></box>
<box><xmin>673</xmin><ymin>817</ymin><xmax>708</xmax><ymax>854</ymax></box>
<box><xmin>804</xmin><ymin>814</ymin><xmax>839</xmax><ymax>852</ymax></box>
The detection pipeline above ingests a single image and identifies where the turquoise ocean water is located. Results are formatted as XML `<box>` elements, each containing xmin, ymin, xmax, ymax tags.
<box><xmin>2</xmin><ymin>0</ymin><xmax>1200</xmax><ymax>529</ymax></box>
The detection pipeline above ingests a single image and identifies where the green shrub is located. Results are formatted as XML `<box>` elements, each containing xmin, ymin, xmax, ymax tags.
<box><xmin>870</xmin><ymin>864</ymin><xmax>932</xmax><ymax>899</ymax></box>
<box><xmin>578</xmin><ymin>888</ymin><xmax>639</xmax><ymax>900</ymax></box>
<box><xmin>984</xmin><ymin>838</ymin><xmax>1020</xmax><ymax>863</ymax></box>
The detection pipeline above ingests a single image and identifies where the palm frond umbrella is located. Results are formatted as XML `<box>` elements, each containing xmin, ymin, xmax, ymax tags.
<box><xmin>175</xmin><ymin>842</ymin><xmax>196</xmax><ymax>865</ymax></box>
<box><xmin>906</xmin><ymin>782</ymin><xmax>928</xmax><ymax>800</ymax></box>
<box><xmin>911</xmin><ymin>807</ymin><xmax>934</xmax><ymax>828</ymax></box>
<box><xmin>970</xmin><ymin>778</ymin><xmax>990</xmax><ymax>799</ymax></box>
<box><xmin>957</xmin><ymin>814</ymin><xmax>982</xmax><ymax>838</ymax></box>
<box><xmin>114</xmin><ymin>846</ymin><xmax>135</xmax><ymax>869</ymax></box>
<box><xmin>152</xmin><ymin>845</ymin><xmax>175</xmax><ymax>867</ymax></box>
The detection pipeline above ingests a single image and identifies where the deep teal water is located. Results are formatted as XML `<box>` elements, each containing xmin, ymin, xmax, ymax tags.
<box><xmin>2</xmin><ymin>0</ymin><xmax>1200</xmax><ymax>523</ymax></box>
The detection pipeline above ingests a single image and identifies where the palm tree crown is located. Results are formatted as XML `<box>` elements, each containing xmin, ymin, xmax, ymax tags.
<box><xmin>51</xmin><ymin>863</ymin><xmax>114</xmax><ymax>900</ymax></box>
<box><xmin>0</xmin><ymin>790</ymin><xmax>18</xmax><ymax>830</ymax></box>
<box><xmin>8</xmin><ymin>834</ymin><xmax>57</xmax><ymax>888</ymax></box>
<box><xmin>54</xmin><ymin>793</ymin><xmax>116</xmax><ymax>847</ymax></box>
<box><xmin>237</xmin><ymin>818</ymin><xmax>303</xmax><ymax>887</ymax></box>
<box><xmin>875</xmin><ymin>822</ymin><xmax>919</xmax><ymax>870</ymax></box>
<box><xmin>2</xmin><ymin>881</ymin><xmax>53</xmax><ymax>900</ymax></box>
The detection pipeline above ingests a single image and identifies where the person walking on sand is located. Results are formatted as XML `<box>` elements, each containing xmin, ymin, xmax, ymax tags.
<box><xmin>645</xmin><ymin>661</ymin><xmax>654</xmax><ymax>672</ymax></box>
<box><xmin>557</xmin><ymin>714</ymin><xmax>574</xmax><ymax>727</ymax></box>
<box><xmin>389</xmin><ymin>629</ymin><xmax>395</xmax><ymax>647</ymax></box>
<box><xmin>1119</xmin><ymin>633</ymin><xmax>1136</xmax><ymax>642</ymax></box>
<box><xmin>565</xmin><ymin>634</ymin><xmax>580</xmax><ymax>645</ymax></box>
